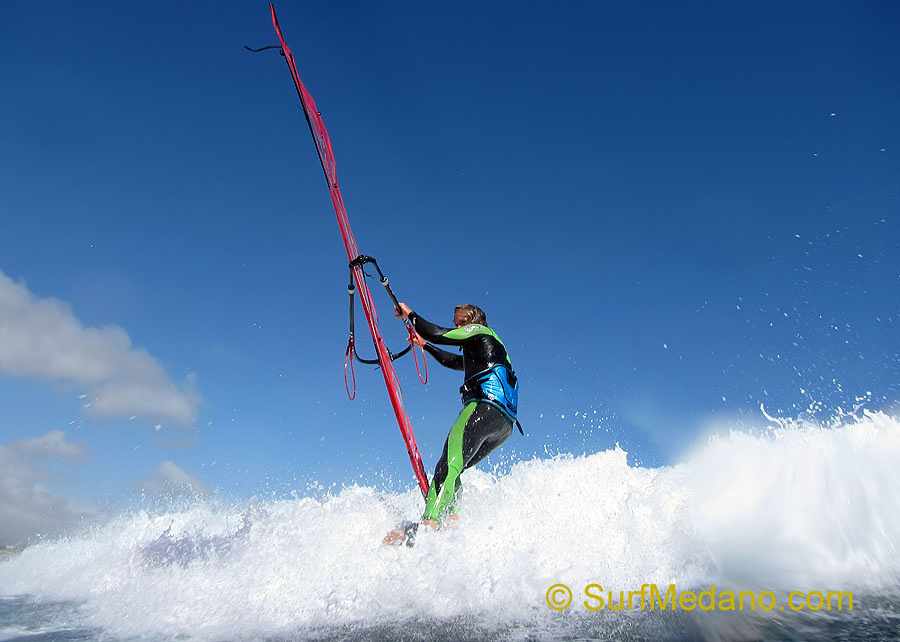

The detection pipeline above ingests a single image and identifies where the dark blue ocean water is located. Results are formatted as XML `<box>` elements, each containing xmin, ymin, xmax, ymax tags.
<box><xmin>2</xmin><ymin>593</ymin><xmax>900</xmax><ymax>641</ymax></box>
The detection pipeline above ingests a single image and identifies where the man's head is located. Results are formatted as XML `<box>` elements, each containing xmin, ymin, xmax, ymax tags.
<box><xmin>454</xmin><ymin>304</ymin><xmax>487</xmax><ymax>328</ymax></box>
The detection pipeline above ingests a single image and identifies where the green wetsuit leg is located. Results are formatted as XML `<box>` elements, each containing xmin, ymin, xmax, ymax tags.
<box><xmin>423</xmin><ymin>402</ymin><xmax>475</xmax><ymax>521</ymax></box>
<box><xmin>423</xmin><ymin>402</ymin><xmax>513</xmax><ymax>522</ymax></box>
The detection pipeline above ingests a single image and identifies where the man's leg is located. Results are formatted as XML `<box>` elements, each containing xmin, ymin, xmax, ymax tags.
<box><xmin>422</xmin><ymin>402</ymin><xmax>477</xmax><ymax>522</ymax></box>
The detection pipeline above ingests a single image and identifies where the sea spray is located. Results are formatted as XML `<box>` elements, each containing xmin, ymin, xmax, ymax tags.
<box><xmin>2</xmin><ymin>411</ymin><xmax>899</xmax><ymax>641</ymax></box>
<box><xmin>689</xmin><ymin>409</ymin><xmax>900</xmax><ymax>591</ymax></box>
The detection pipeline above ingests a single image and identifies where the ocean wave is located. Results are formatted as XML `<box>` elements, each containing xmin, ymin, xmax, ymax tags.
<box><xmin>1</xmin><ymin>410</ymin><xmax>898</xmax><ymax>640</ymax></box>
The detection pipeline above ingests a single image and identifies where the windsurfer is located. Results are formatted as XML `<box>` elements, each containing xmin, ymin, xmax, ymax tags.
<box><xmin>383</xmin><ymin>303</ymin><xmax>519</xmax><ymax>545</ymax></box>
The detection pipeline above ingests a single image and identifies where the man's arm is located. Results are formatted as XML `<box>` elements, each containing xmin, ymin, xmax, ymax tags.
<box><xmin>423</xmin><ymin>343</ymin><xmax>463</xmax><ymax>370</ymax></box>
<box><xmin>408</xmin><ymin>312</ymin><xmax>469</xmax><ymax>346</ymax></box>
<box><xmin>396</xmin><ymin>305</ymin><xmax>465</xmax><ymax>370</ymax></box>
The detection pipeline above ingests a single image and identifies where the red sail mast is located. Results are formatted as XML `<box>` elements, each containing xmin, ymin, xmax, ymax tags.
<box><xmin>269</xmin><ymin>4</ymin><xmax>429</xmax><ymax>496</ymax></box>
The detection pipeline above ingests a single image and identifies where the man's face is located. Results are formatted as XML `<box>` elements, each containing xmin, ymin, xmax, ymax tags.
<box><xmin>453</xmin><ymin>310</ymin><xmax>467</xmax><ymax>328</ymax></box>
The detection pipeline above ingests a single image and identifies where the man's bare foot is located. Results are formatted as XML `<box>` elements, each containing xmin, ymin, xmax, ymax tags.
<box><xmin>382</xmin><ymin>529</ymin><xmax>407</xmax><ymax>546</ymax></box>
<box><xmin>382</xmin><ymin>520</ymin><xmax>419</xmax><ymax>546</ymax></box>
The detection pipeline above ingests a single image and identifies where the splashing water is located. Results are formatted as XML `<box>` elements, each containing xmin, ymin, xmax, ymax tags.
<box><xmin>2</xmin><ymin>411</ymin><xmax>899</xmax><ymax>641</ymax></box>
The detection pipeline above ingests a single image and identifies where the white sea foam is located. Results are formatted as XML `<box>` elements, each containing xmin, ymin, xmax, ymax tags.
<box><xmin>1</xmin><ymin>411</ymin><xmax>898</xmax><ymax>640</ymax></box>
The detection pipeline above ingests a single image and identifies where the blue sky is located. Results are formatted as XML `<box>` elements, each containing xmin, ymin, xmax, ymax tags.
<box><xmin>1</xmin><ymin>1</ymin><xmax>898</xmax><ymax>544</ymax></box>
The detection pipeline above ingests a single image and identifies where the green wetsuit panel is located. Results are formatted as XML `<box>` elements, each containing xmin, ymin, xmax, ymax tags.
<box><xmin>423</xmin><ymin>401</ymin><xmax>476</xmax><ymax>521</ymax></box>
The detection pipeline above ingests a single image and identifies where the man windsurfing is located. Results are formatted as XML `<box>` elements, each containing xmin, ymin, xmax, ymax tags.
<box><xmin>384</xmin><ymin>303</ymin><xmax>520</xmax><ymax>545</ymax></box>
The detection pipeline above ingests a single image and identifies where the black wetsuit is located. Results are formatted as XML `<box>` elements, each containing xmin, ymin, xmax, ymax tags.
<box><xmin>408</xmin><ymin>311</ymin><xmax>518</xmax><ymax>521</ymax></box>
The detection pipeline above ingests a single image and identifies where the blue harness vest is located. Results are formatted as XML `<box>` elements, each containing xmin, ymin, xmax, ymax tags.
<box><xmin>460</xmin><ymin>364</ymin><xmax>519</xmax><ymax>423</ymax></box>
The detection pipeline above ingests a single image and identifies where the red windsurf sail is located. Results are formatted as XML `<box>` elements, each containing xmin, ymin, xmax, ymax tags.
<box><xmin>269</xmin><ymin>4</ymin><xmax>430</xmax><ymax>496</ymax></box>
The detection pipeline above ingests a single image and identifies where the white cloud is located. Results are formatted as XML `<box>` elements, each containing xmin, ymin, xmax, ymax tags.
<box><xmin>14</xmin><ymin>429</ymin><xmax>86</xmax><ymax>460</ymax></box>
<box><xmin>0</xmin><ymin>431</ymin><xmax>96</xmax><ymax>546</ymax></box>
<box><xmin>135</xmin><ymin>461</ymin><xmax>213</xmax><ymax>499</ymax></box>
<box><xmin>0</xmin><ymin>271</ymin><xmax>199</xmax><ymax>426</ymax></box>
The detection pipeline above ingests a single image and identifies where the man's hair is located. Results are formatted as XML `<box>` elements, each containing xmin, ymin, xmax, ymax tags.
<box><xmin>455</xmin><ymin>303</ymin><xmax>487</xmax><ymax>327</ymax></box>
